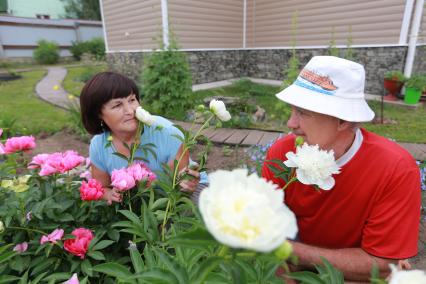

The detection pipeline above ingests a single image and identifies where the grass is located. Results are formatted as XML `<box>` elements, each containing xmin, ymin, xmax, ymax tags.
<box><xmin>192</xmin><ymin>79</ymin><xmax>426</xmax><ymax>143</ymax></box>
<box><xmin>0</xmin><ymin>70</ymin><xmax>70</xmax><ymax>135</ymax></box>
<box><xmin>62</xmin><ymin>64</ymin><xmax>107</xmax><ymax>96</ymax></box>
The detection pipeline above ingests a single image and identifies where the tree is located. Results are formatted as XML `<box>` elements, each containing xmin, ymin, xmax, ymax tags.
<box><xmin>62</xmin><ymin>0</ymin><xmax>101</xmax><ymax>21</ymax></box>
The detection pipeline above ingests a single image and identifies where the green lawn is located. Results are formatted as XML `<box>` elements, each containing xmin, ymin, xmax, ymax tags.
<box><xmin>0</xmin><ymin>71</ymin><xmax>70</xmax><ymax>135</ymax></box>
<box><xmin>62</xmin><ymin>64</ymin><xmax>107</xmax><ymax>96</ymax></box>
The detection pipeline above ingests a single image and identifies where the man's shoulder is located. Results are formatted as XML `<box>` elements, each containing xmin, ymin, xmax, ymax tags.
<box><xmin>361</xmin><ymin>129</ymin><xmax>416</xmax><ymax>166</ymax></box>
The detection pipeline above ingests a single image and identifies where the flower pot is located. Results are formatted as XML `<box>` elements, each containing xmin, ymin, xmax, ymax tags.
<box><xmin>404</xmin><ymin>87</ymin><xmax>422</xmax><ymax>105</ymax></box>
<box><xmin>383</xmin><ymin>79</ymin><xmax>403</xmax><ymax>101</ymax></box>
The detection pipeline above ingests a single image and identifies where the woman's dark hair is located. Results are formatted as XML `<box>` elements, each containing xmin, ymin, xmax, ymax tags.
<box><xmin>80</xmin><ymin>71</ymin><xmax>140</xmax><ymax>135</ymax></box>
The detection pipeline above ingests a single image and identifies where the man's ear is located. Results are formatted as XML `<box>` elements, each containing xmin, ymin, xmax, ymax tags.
<box><xmin>337</xmin><ymin>119</ymin><xmax>352</xmax><ymax>131</ymax></box>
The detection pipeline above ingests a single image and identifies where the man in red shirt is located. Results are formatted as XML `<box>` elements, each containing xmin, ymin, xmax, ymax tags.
<box><xmin>261</xmin><ymin>56</ymin><xmax>421</xmax><ymax>282</ymax></box>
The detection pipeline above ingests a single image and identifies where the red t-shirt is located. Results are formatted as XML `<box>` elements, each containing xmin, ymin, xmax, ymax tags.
<box><xmin>262</xmin><ymin>129</ymin><xmax>421</xmax><ymax>259</ymax></box>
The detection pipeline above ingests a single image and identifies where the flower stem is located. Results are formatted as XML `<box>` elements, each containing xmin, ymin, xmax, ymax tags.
<box><xmin>217</xmin><ymin>245</ymin><xmax>229</xmax><ymax>257</ymax></box>
<box><xmin>161</xmin><ymin>200</ymin><xmax>171</xmax><ymax>242</ymax></box>
<box><xmin>282</xmin><ymin>176</ymin><xmax>297</xmax><ymax>191</ymax></box>
<box><xmin>7</xmin><ymin>226</ymin><xmax>47</xmax><ymax>235</ymax></box>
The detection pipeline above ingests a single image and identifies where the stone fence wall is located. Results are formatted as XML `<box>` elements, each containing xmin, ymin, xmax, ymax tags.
<box><xmin>107</xmin><ymin>46</ymin><xmax>425</xmax><ymax>95</ymax></box>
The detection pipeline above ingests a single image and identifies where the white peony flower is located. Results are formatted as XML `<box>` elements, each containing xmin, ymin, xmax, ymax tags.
<box><xmin>388</xmin><ymin>264</ymin><xmax>426</xmax><ymax>284</ymax></box>
<box><xmin>284</xmin><ymin>143</ymin><xmax>340</xmax><ymax>190</ymax></box>
<box><xmin>199</xmin><ymin>169</ymin><xmax>298</xmax><ymax>252</ymax></box>
<box><xmin>209</xmin><ymin>99</ymin><xmax>231</xmax><ymax>122</ymax></box>
<box><xmin>0</xmin><ymin>221</ymin><xmax>4</xmax><ymax>233</ymax></box>
<box><xmin>135</xmin><ymin>106</ymin><xmax>155</xmax><ymax>126</ymax></box>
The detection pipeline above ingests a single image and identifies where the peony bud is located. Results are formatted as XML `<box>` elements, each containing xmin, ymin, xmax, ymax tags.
<box><xmin>295</xmin><ymin>136</ymin><xmax>304</xmax><ymax>147</ymax></box>
<box><xmin>274</xmin><ymin>241</ymin><xmax>293</xmax><ymax>260</ymax></box>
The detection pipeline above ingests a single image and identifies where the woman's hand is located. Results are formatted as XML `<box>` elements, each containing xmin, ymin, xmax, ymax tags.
<box><xmin>179</xmin><ymin>168</ymin><xmax>200</xmax><ymax>193</ymax></box>
<box><xmin>102</xmin><ymin>187</ymin><xmax>122</xmax><ymax>205</ymax></box>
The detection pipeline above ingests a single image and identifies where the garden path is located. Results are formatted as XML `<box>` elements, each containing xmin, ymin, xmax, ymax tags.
<box><xmin>35</xmin><ymin>66</ymin><xmax>74</xmax><ymax>109</ymax></box>
<box><xmin>35</xmin><ymin>67</ymin><xmax>426</xmax><ymax>160</ymax></box>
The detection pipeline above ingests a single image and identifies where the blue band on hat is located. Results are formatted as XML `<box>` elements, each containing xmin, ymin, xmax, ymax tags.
<box><xmin>294</xmin><ymin>79</ymin><xmax>334</xmax><ymax>96</ymax></box>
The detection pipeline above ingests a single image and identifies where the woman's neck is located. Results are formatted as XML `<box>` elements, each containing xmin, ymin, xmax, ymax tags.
<box><xmin>112</xmin><ymin>131</ymin><xmax>136</xmax><ymax>145</ymax></box>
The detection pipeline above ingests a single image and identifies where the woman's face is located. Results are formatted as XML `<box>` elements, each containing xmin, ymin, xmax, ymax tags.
<box><xmin>100</xmin><ymin>94</ymin><xmax>140</xmax><ymax>135</ymax></box>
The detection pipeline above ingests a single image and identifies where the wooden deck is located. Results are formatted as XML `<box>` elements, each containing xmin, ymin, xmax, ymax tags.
<box><xmin>173</xmin><ymin>121</ymin><xmax>426</xmax><ymax>161</ymax></box>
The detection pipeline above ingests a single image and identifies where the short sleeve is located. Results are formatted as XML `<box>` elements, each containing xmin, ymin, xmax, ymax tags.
<box><xmin>361</xmin><ymin>164</ymin><xmax>421</xmax><ymax>259</ymax></box>
<box><xmin>89</xmin><ymin>135</ymin><xmax>108</xmax><ymax>173</ymax></box>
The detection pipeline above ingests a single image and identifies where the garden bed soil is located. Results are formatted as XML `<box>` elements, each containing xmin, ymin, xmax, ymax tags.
<box><xmin>32</xmin><ymin>131</ymin><xmax>426</xmax><ymax>270</ymax></box>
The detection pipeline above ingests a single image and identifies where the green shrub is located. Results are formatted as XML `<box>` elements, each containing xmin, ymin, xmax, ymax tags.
<box><xmin>77</xmin><ymin>67</ymin><xmax>97</xmax><ymax>83</ymax></box>
<box><xmin>405</xmin><ymin>74</ymin><xmax>426</xmax><ymax>91</ymax></box>
<box><xmin>70</xmin><ymin>41</ymin><xmax>89</xmax><ymax>60</ymax></box>
<box><xmin>86</xmin><ymin>38</ymin><xmax>105</xmax><ymax>60</ymax></box>
<box><xmin>140</xmin><ymin>39</ymin><xmax>193</xmax><ymax>116</ymax></box>
<box><xmin>33</xmin><ymin>40</ymin><xmax>60</xmax><ymax>64</ymax></box>
<box><xmin>384</xmin><ymin>71</ymin><xmax>406</xmax><ymax>82</ymax></box>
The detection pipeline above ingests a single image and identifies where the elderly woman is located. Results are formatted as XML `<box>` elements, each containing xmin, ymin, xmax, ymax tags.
<box><xmin>80</xmin><ymin>71</ymin><xmax>204</xmax><ymax>204</ymax></box>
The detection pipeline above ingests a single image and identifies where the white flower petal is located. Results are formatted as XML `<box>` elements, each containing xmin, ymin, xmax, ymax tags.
<box><xmin>199</xmin><ymin>169</ymin><xmax>297</xmax><ymax>252</ymax></box>
<box><xmin>135</xmin><ymin>106</ymin><xmax>155</xmax><ymax>126</ymax></box>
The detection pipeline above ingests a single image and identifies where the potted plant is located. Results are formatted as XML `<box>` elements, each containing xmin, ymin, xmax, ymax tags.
<box><xmin>383</xmin><ymin>70</ymin><xmax>406</xmax><ymax>101</ymax></box>
<box><xmin>404</xmin><ymin>74</ymin><xmax>426</xmax><ymax>105</ymax></box>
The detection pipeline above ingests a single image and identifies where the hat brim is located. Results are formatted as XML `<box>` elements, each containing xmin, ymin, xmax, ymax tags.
<box><xmin>276</xmin><ymin>84</ymin><xmax>375</xmax><ymax>122</ymax></box>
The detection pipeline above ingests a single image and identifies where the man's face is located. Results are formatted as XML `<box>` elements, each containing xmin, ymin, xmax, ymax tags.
<box><xmin>286</xmin><ymin>106</ymin><xmax>341</xmax><ymax>150</ymax></box>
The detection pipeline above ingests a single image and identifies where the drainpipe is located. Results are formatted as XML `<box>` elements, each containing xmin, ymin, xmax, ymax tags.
<box><xmin>404</xmin><ymin>0</ymin><xmax>424</xmax><ymax>78</ymax></box>
<box><xmin>161</xmin><ymin>0</ymin><xmax>169</xmax><ymax>49</ymax></box>
<box><xmin>243</xmin><ymin>0</ymin><xmax>246</xmax><ymax>48</ymax></box>
<box><xmin>399</xmin><ymin>0</ymin><xmax>415</xmax><ymax>44</ymax></box>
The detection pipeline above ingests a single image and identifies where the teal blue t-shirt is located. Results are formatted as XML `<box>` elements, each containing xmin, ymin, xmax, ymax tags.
<box><xmin>90</xmin><ymin>116</ymin><xmax>208</xmax><ymax>183</ymax></box>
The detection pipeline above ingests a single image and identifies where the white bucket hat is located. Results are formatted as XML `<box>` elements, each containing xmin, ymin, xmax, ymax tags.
<box><xmin>276</xmin><ymin>56</ymin><xmax>375</xmax><ymax>122</ymax></box>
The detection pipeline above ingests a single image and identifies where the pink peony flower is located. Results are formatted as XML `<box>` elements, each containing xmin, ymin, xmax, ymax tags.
<box><xmin>40</xmin><ymin>228</ymin><xmax>64</xmax><ymax>244</ymax></box>
<box><xmin>80</xmin><ymin>179</ymin><xmax>104</xmax><ymax>201</ymax></box>
<box><xmin>64</xmin><ymin>228</ymin><xmax>94</xmax><ymax>259</ymax></box>
<box><xmin>79</xmin><ymin>170</ymin><xmax>92</xmax><ymax>180</ymax></box>
<box><xmin>13</xmin><ymin>242</ymin><xmax>28</xmax><ymax>253</ymax></box>
<box><xmin>28</xmin><ymin>153</ymin><xmax>50</xmax><ymax>169</ymax></box>
<box><xmin>61</xmin><ymin>151</ymin><xmax>85</xmax><ymax>173</ymax></box>
<box><xmin>63</xmin><ymin>273</ymin><xmax>79</xmax><ymax>284</ymax></box>
<box><xmin>127</xmin><ymin>162</ymin><xmax>156</xmax><ymax>183</ymax></box>
<box><xmin>27</xmin><ymin>151</ymin><xmax>85</xmax><ymax>176</ymax></box>
<box><xmin>111</xmin><ymin>168</ymin><xmax>136</xmax><ymax>191</ymax></box>
<box><xmin>3</xmin><ymin>136</ymin><xmax>36</xmax><ymax>154</ymax></box>
<box><xmin>0</xmin><ymin>143</ymin><xmax>5</xmax><ymax>154</ymax></box>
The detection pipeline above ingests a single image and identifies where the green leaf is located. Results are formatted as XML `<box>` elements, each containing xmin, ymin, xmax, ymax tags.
<box><xmin>129</xmin><ymin>269</ymin><xmax>179</xmax><ymax>284</ymax></box>
<box><xmin>87</xmin><ymin>251</ymin><xmax>105</xmax><ymax>261</ymax></box>
<box><xmin>92</xmin><ymin>240</ymin><xmax>115</xmax><ymax>251</ymax></box>
<box><xmin>92</xmin><ymin>262</ymin><xmax>133</xmax><ymax>280</ymax></box>
<box><xmin>156</xmin><ymin>250</ymin><xmax>189</xmax><ymax>284</ymax></box>
<box><xmin>35</xmin><ymin>272</ymin><xmax>68</xmax><ymax>284</ymax></box>
<box><xmin>107</xmin><ymin>229</ymin><xmax>120</xmax><ymax>242</ymax></box>
<box><xmin>17</xmin><ymin>270</ymin><xmax>28</xmax><ymax>284</ymax></box>
<box><xmin>192</xmin><ymin>257</ymin><xmax>223</xmax><ymax>284</ymax></box>
<box><xmin>112</xmin><ymin>152</ymin><xmax>129</xmax><ymax>162</ymax></box>
<box><xmin>30</xmin><ymin>271</ymin><xmax>48</xmax><ymax>284</ymax></box>
<box><xmin>0</xmin><ymin>251</ymin><xmax>17</xmax><ymax>265</ymax></box>
<box><xmin>81</xmin><ymin>259</ymin><xmax>93</xmax><ymax>277</ymax></box>
<box><xmin>289</xmin><ymin>271</ymin><xmax>325</xmax><ymax>284</ymax></box>
<box><xmin>30</xmin><ymin>257</ymin><xmax>56</xmax><ymax>276</ymax></box>
<box><xmin>169</xmin><ymin>227</ymin><xmax>217</xmax><ymax>250</ymax></box>
<box><xmin>119</xmin><ymin>210</ymin><xmax>142</xmax><ymax>226</ymax></box>
<box><xmin>129</xmin><ymin>246</ymin><xmax>144</xmax><ymax>274</ymax></box>
<box><xmin>0</xmin><ymin>275</ymin><xmax>21</xmax><ymax>283</ymax></box>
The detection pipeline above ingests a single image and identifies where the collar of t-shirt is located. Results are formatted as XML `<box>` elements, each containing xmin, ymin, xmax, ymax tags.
<box><xmin>335</xmin><ymin>128</ymin><xmax>363</xmax><ymax>167</ymax></box>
